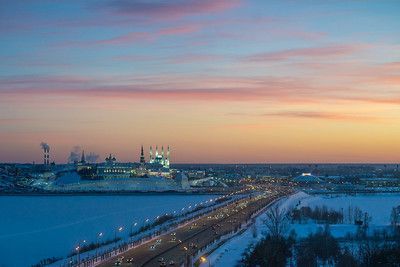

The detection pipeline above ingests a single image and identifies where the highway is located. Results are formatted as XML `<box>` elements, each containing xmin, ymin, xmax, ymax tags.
<box><xmin>95</xmin><ymin>188</ymin><xmax>290</xmax><ymax>267</ymax></box>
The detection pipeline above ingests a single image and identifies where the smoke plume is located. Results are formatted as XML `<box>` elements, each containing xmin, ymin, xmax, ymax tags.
<box><xmin>40</xmin><ymin>142</ymin><xmax>50</xmax><ymax>151</ymax></box>
<box><xmin>68</xmin><ymin>146</ymin><xmax>99</xmax><ymax>163</ymax></box>
<box><xmin>68</xmin><ymin>146</ymin><xmax>81</xmax><ymax>163</ymax></box>
<box><xmin>86</xmin><ymin>152</ymin><xmax>99</xmax><ymax>163</ymax></box>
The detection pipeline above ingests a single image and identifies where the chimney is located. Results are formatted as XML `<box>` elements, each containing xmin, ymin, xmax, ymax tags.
<box><xmin>44</xmin><ymin>148</ymin><xmax>50</xmax><ymax>165</ymax></box>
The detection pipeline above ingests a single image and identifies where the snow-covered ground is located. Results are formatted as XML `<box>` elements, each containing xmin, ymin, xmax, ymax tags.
<box><xmin>297</xmin><ymin>193</ymin><xmax>399</xmax><ymax>225</ymax></box>
<box><xmin>202</xmin><ymin>192</ymin><xmax>400</xmax><ymax>267</ymax></box>
<box><xmin>198</xmin><ymin>193</ymin><xmax>299</xmax><ymax>267</ymax></box>
<box><xmin>291</xmin><ymin>192</ymin><xmax>400</xmax><ymax>239</ymax></box>
<box><xmin>0</xmin><ymin>194</ymin><xmax>217</xmax><ymax>267</ymax></box>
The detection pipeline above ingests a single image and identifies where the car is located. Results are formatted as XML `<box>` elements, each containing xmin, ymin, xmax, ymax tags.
<box><xmin>114</xmin><ymin>260</ymin><xmax>121</xmax><ymax>266</ymax></box>
<box><xmin>150</xmin><ymin>245</ymin><xmax>156</xmax><ymax>250</ymax></box>
<box><xmin>170</xmin><ymin>232</ymin><xmax>176</xmax><ymax>236</ymax></box>
<box><xmin>160</xmin><ymin>262</ymin><xmax>167</xmax><ymax>267</ymax></box>
<box><xmin>158</xmin><ymin>257</ymin><xmax>164</xmax><ymax>262</ymax></box>
<box><xmin>156</xmin><ymin>239</ymin><xmax>162</xmax><ymax>243</ymax></box>
<box><xmin>169</xmin><ymin>260</ymin><xmax>175</xmax><ymax>265</ymax></box>
<box><xmin>170</xmin><ymin>237</ymin><xmax>176</xmax><ymax>242</ymax></box>
<box><xmin>126</xmin><ymin>258</ymin><xmax>134</xmax><ymax>263</ymax></box>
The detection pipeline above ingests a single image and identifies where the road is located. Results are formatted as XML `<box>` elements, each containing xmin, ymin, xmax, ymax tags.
<box><xmin>96</xmin><ymin>188</ymin><xmax>289</xmax><ymax>267</ymax></box>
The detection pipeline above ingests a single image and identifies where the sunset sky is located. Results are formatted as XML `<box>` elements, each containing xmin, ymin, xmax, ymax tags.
<box><xmin>1</xmin><ymin>0</ymin><xmax>399</xmax><ymax>163</ymax></box>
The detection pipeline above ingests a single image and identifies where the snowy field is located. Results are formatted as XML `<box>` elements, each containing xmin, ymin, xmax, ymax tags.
<box><xmin>297</xmin><ymin>193</ymin><xmax>400</xmax><ymax>225</ymax></box>
<box><xmin>291</xmin><ymin>192</ymin><xmax>400</xmax><ymax>239</ymax></box>
<box><xmin>0</xmin><ymin>194</ymin><xmax>216</xmax><ymax>267</ymax></box>
<box><xmin>201</xmin><ymin>192</ymin><xmax>400</xmax><ymax>267</ymax></box>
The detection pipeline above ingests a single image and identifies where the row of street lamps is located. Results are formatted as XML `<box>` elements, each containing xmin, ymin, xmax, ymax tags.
<box><xmin>72</xmin><ymin>192</ymin><xmax>245</xmax><ymax>264</ymax></box>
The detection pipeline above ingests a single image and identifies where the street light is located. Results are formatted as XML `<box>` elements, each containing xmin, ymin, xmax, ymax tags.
<box><xmin>75</xmin><ymin>245</ymin><xmax>80</xmax><ymax>264</ymax></box>
<box><xmin>74</xmin><ymin>238</ymin><xmax>87</xmax><ymax>265</ymax></box>
<box><xmin>130</xmin><ymin>222</ymin><xmax>137</xmax><ymax>242</ymax></box>
<box><xmin>96</xmin><ymin>232</ymin><xmax>103</xmax><ymax>258</ymax></box>
<box><xmin>200</xmin><ymin>256</ymin><xmax>211</xmax><ymax>267</ymax></box>
<box><xmin>114</xmin><ymin>226</ymin><xmax>123</xmax><ymax>241</ymax></box>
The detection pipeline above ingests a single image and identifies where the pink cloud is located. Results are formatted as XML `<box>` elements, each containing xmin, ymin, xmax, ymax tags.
<box><xmin>104</xmin><ymin>0</ymin><xmax>242</xmax><ymax>19</ymax></box>
<box><xmin>243</xmin><ymin>44</ymin><xmax>363</xmax><ymax>62</ymax></box>
<box><xmin>1</xmin><ymin>74</ymin><xmax>398</xmax><ymax>106</ymax></box>
<box><xmin>0</xmin><ymin>75</ymin><xmax>323</xmax><ymax>103</ymax></box>
<box><xmin>78</xmin><ymin>24</ymin><xmax>201</xmax><ymax>46</ymax></box>
<box><xmin>158</xmin><ymin>24</ymin><xmax>200</xmax><ymax>35</ymax></box>
<box><xmin>260</xmin><ymin>111</ymin><xmax>377</xmax><ymax>122</ymax></box>
<box><xmin>93</xmin><ymin>32</ymin><xmax>152</xmax><ymax>45</ymax></box>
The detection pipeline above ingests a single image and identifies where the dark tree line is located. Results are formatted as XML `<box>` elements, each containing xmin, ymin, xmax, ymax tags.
<box><xmin>291</xmin><ymin>205</ymin><xmax>344</xmax><ymax>224</ymax></box>
<box><xmin>242</xmin><ymin>203</ymin><xmax>400</xmax><ymax>267</ymax></box>
<box><xmin>242</xmin><ymin>233</ymin><xmax>296</xmax><ymax>267</ymax></box>
<box><xmin>296</xmin><ymin>225</ymin><xmax>340</xmax><ymax>266</ymax></box>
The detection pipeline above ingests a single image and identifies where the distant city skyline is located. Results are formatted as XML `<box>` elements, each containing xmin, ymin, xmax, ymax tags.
<box><xmin>1</xmin><ymin>1</ymin><xmax>399</xmax><ymax>163</ymax></box>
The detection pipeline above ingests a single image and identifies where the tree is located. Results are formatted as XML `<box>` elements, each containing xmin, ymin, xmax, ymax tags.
<box><xmin>264</xmin><ymin>205</ymin><xmax>289</xmax><ymax>238</ymax></box>
<box><xmin>391</xmin><ymin>206</ymin><xmax>400</xmax><ymax>229</ymax></box>
<box><xmin>297</xmin><ymin>225</ymin><xmax>340</xmax><ymax>267</ymax></box>
<box><xmin>243</xmin><ymin>235</ymin><xmax>294</xmax><ymax>267</ymax></box>
<box><xmin>337</xmin><ymin>247</ymin><xmax>358</xmax><ymax>267</ymax></box>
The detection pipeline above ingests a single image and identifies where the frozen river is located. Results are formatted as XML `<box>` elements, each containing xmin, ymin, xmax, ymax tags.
<box><xmin>0</xmin><ymin>194</ymin><xmax>217</xmax><ymax>267</ymax></box>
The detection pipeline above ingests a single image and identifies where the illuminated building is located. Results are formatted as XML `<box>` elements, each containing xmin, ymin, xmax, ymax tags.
<box><xmin>149</xmin><ymin>145</ymin><xmax>170</xmax><ymax>168</ymax></box>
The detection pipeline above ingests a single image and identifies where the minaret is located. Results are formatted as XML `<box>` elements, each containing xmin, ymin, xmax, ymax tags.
<box><xmin>149</xmin><ymin>146</ymin><xmax>153</xmax><ymax>163</ymax></box>
<box><xmin>166</xmin><ymin>145</ymin><xmax>170</xmax><ymax>168</ymax></box>
<box><xmin>161</xmin><ymin>146</ymin><xmax>165</xmax><ymax>166</ymax></box>
<box><xmin>140</xmin><ymin>145</ymin><xmax>145</xmax><ymax>164</ymax></box>
<box><xmin>80</xmin><ymin>150</ymin><xmax>86</xmax><ymax>164</ymax></box>
<box><xmin>155</xmin><ymin>145</ymin><xmax>159</xmax><ymax>157</ymax></box>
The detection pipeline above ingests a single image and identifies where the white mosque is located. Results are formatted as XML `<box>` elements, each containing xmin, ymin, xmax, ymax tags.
<box><xmin>149</xmin><ymin>145</ymin><xmax>170</xmax><ymax>168</ymax></box>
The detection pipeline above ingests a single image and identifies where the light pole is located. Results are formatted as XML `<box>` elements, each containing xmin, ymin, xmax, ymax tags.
<box><xmin>114</xmin><ymin>226</ymin><xmax>123</xmax><ymax>242</ymax></box>
<box><xmin>130</xmin><ymin>222</ymin><xmax>137</xmax><ymax>242</ymax></box>
<box><xmin>75</xmin><ymin>239</ymin><xmax>86</xmax><ymax>266</ymax></box>
<box><xmin>75</xmin><ymin>245</ymin><xmax>80</xmax><ymax>265</ymax></box>
<box><xmin>183</xmin><ymin>246</ymin><xmax>189</xmax><ymax>267</ymax></box>
<box><xmin>96</xmin><ymin>232</ymin><xmax>103</xmax><ymax>258</ymax></box>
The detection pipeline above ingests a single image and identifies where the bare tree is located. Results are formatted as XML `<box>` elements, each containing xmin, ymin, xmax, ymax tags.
<box><xmin>391</xmin><ymin>206</ymin><xmax>400</xmax><ymax>234</ymax></box>
<box><xmin>264</xmin><ymin>205</ymin><xmax>289</xmax><ymax>237</ymax></box>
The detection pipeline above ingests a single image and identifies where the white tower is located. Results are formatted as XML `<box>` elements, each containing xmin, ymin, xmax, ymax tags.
<box><xmin>161</xmin><ymin>146</ymin><xmax>165</xmax><ymax>166</ymax></box>
<box><xmin>166</xmin><ymin>146</ymin><xmax>170</xmax><ymax>168</ymax></box>
<box><xmin>149</xmin><ymin>146</ymin><xmax>153</xmax><ymax>163</ymax></box>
